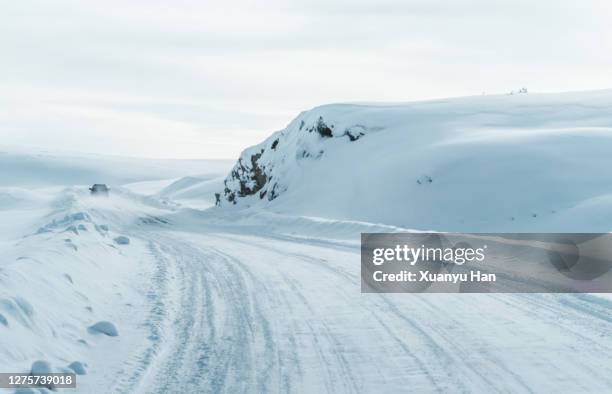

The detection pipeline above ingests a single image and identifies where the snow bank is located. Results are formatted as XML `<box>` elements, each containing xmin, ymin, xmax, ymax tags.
<box><xmin>113</xmin><ymin>236</ymin><xmax>131</xmax><ymax>245</ymax></box>
<box><xmin>0</xmin><ymin>187</ymin><xmax>154</xmax><ymax>390</ymax></box>
<box><xmin>218</xmin><ymin>90</ymin><xmax>612</xmax><ymax>232</ymax></box>
<box><xmin>88</xmin><ymin>321</ymin><xmax>119</xmax><ymax>336</ymax></box>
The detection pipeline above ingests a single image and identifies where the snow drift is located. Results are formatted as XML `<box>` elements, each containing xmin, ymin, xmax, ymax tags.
<box><xmin>217</xmin><ymin>90</ymin><xmax>612</xmax><ymax>232</ymax></box>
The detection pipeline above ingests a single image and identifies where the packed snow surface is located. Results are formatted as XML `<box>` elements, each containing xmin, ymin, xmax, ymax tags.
<box><xmin>2</xmin><ymin>91</ymin><xmax>612</xmax><ymax>393</ymax></box>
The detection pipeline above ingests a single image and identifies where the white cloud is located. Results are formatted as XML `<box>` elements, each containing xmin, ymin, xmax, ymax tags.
<box><xmin>1</xmin><ymin>0</ymin><xmax>612</xmax><ymax>158</ymax></box>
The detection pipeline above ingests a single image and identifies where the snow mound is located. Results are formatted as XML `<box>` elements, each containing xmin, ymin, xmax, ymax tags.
<box><xmin>30</xmin><ymin>360</ymin><xmax>56</xmax><ymax>390</ymax></box>
<box><xmin>88</xmin><ymin>321</ymin><xmax>119</xmax><ymax>336</ymax></box>
<box><xmin>67</xmin><ymin>361</ymin><xmax>87</xmax><ymax>375</ymax></box>
<box><xmin>30</xmin><ymin>360</ymin><xmax>52</xmax><ymax>374</ymax></box>
<box><xmin>113</xmin><ymin>236</ymin><xmax>130</xmax><ymax>245</ymax></box>
<box><xmin>217</xmin><ymin>90</ymin><xmax>612</xmax><ymax>232</ymax></box>
<box><xmin>37</xmin><ymin>212</ymin><xmax>92</xmax><ymax>234</ymax></box>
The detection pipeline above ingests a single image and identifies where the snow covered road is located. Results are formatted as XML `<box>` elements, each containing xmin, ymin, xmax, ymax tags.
<box><xmin>2</xmin><ymin>188</ymin><xmax>612</xmax><ymax>393</ymax></box>
<box><xmin>130</xmin><ymin>232</ymin><xmax>612</xmax><ymax>393</ymax></box>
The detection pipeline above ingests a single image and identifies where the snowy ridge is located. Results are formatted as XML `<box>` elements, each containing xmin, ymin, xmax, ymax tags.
<box><xmin>0</xmin><ymin>187</ymin><xmax>156</xmax><ymax>390</ymax></box>
<box><xmin>218</xmin><ymin>90</ymin><xmax>612</xmax><ymax>232</ymax></box>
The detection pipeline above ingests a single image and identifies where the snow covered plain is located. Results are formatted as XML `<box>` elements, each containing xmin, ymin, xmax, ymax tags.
<box><xmin>2</xmin><ymin>91</ymin><xmax>612</xmax><ymax>393</ymax></box>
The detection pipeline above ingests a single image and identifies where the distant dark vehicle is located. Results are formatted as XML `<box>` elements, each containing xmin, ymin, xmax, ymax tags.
<box><xmin>89</xmin><ymin>184</ymin><xmax>110</xmax><ymax>196</ymax></box>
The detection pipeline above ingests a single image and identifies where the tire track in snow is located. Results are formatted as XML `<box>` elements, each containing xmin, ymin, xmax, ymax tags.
<box><xmin>203</xmin><ymin>233</ymin><xmax>468</xmax><ymax>392</ymax></box>
<box><xmin>127</xmin><ymin>233</ymin><xmax>278</xmax><ymax>394</ymax></box>
<box><xmin>197</xmin><ymin>232</ymin><xmax>612</xmax><ymax>393</ymax></box>
<box><xmin>114</xmin><ymin>225</ymin><xmax>612</xmax><ymax>394</ymax></box>
<box><xmin>194</xmin><ymin>233</ymin><xmax>456</xmax><ymax>393</ymax></box>
<box><xmin>113</xmin><ymin>241</ymin><xmax>175</xmax><ymax>393</ymax></box>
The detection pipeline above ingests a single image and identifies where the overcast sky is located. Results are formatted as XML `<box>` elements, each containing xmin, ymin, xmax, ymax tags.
<box><xmin>2</xmin><ymin>0</ymin><xmax>612</xmax><ymax>159</ymax></box>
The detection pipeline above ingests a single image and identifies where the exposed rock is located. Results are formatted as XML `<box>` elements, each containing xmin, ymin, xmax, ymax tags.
<box><xmin>344</xmin><ymin>125</ymin><xmax>367</xmax><ymax>141</ymax></box>
<box><xmin>216</xmin><ymin>109</ymin><xmax>379</xmax><ymax>206</ymax></box>
<box><xmin>314</xmin><ymin>116</ymin><xmax>333</xmax><ymax>138</ymax></box>
<box><xmin>219</xmin><ymin>149</ymin><xmax>268</xmax><ymax>205</ymax></box>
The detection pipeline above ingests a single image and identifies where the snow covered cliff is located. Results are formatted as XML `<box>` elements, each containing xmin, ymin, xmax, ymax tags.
<box><xmin>217</xmin><ymin>90</ymin><xmax>612</xmax><ymax>232</ymax></box>
<box><xmin>216</xmin><ymin>106</ymin><xmax>380</xmax><ymax>206</ymax></box>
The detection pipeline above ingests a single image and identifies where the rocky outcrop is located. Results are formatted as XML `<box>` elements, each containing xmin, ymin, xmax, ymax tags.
<box><xmin>216</xmin><ymin>107</ymin><xmax>380</xmax><ymax>206</ymax></box>
<box><xmin>218</xmin><ymin>149</ymin><xmax>267</xmax><ymax>204</ymax></box>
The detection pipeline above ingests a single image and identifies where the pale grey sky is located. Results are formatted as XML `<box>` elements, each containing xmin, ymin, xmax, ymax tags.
<box><xmin>2</xmin><ymin>0</ymin><xmax>612</xmax><ymax>159</ymax></box>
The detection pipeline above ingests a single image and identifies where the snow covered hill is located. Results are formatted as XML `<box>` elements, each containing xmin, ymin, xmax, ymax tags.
<box><xmin>218</xmin><ymin>90</ymin><xmax>612</xmax><ymax>232</ymax></box>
